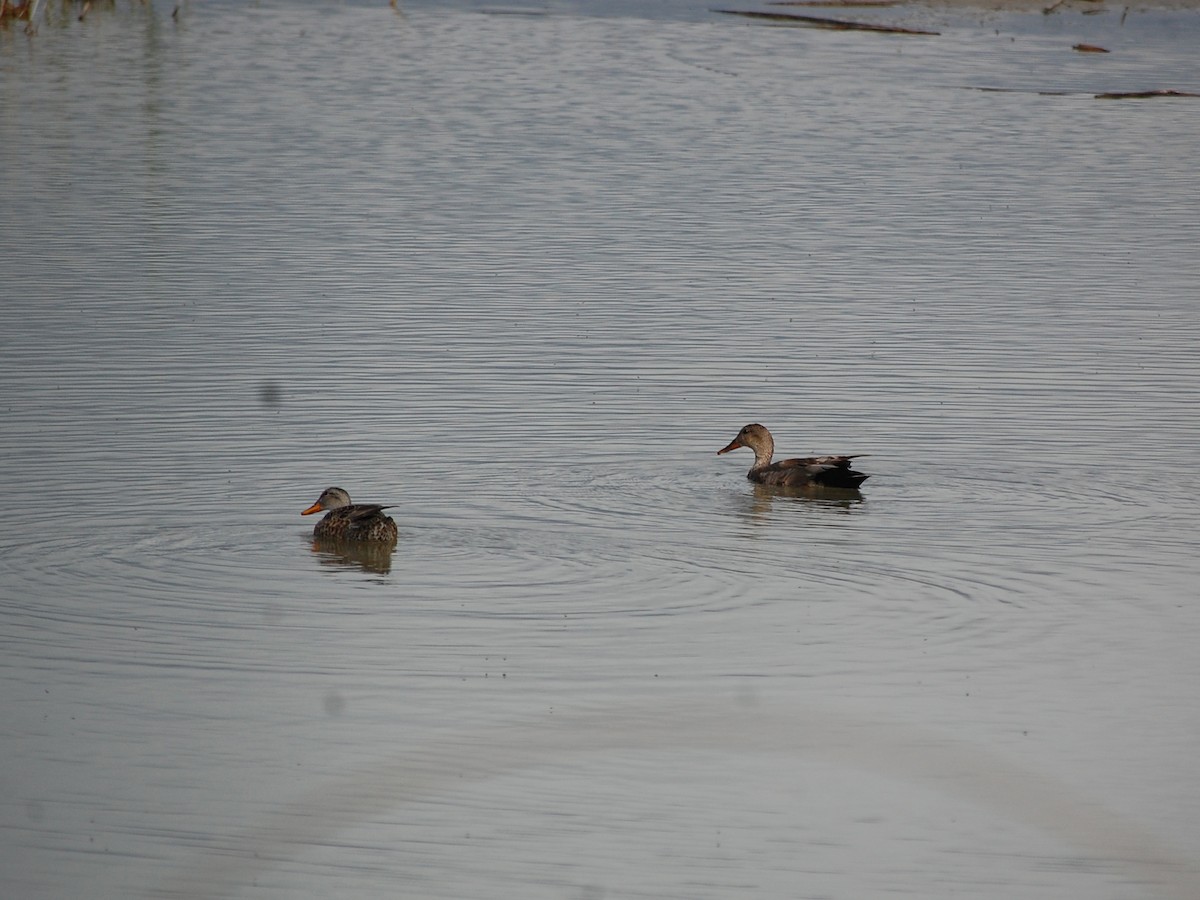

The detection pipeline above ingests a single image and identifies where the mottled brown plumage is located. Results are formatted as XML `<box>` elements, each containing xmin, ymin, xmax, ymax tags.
<box><xmin>717</xmin><ymin>423</ymin><xmax>868</xmax><ymax>489</ymax></box>
<box><xmin>301</xmin><ymin>487</ymin><xmax>398</xmax><ymax>544</ymax></box>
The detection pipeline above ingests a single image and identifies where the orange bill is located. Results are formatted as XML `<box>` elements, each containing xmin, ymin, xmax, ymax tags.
<box><xmin>717</xmin><ymin>439</ymin><xmax>743</xmax><ymax>455</ymax></box>
<box><xmin>301</xmin><ymin>502</ymin><xmax>324</xmax><ymax>516</ymax></box>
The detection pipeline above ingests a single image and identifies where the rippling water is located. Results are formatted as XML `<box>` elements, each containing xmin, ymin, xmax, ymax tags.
<box><xmin>2</xmin><ymin>1</ymin><xmax>1199</xmax><ymax>898</ymax></box>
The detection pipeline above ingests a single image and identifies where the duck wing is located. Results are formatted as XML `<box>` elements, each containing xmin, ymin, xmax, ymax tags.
<box><xmin>776</xmin><ymin>454</ymin><xmax>864</xmax><ymax>471</ymax></box>
<box><xmin>342</xmin><ymin>504</ymin><xmax>393</xmax><ymax>524</ymax></box>
<box><xmin>767</xmin><ymin>455</ymin><xmax>869</xmax><ymax>488</ymax></box>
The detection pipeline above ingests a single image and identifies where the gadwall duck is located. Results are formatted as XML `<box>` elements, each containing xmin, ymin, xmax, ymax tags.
<box><xmin>301</xmin><ymin>487</ymin><xmax>398</xmax><ymax>543</ymax></box>
<box><xmin>717</xmin><ymin>424</ymin><xmax>869</xmax><ymax>489</ymax></box>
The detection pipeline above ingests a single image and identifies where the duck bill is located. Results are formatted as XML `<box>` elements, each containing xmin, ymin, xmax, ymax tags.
<box><xmin>301</xmin><ymin>502</ymin><xmax>324</xmax><ymax>516</ymax></box>
<box><xmin>716</xmin><ymin>439</ymin><xmax>743</xmax><ymax>455</ymax></box>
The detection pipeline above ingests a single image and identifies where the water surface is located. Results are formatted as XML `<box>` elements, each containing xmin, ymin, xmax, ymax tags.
<box><xmin>2</xmin><ymin>1</ymin><xmax>1199</xmax><ymax>898</ymax></box>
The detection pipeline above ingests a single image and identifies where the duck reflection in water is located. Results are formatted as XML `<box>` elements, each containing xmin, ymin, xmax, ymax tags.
<box><xmin>301</xmin><ymin>487</ymin><xmax>398</xmax><ymax>575</ymax></box>
<box><xmin>743</xmin><ymin>481</ymin><xmax>864</xmax><ymax>521</ymax></box>
<box><xmin>309</xmin><ymin>536</ymin><xmax>396</xmax><ymax>576</ymax></box>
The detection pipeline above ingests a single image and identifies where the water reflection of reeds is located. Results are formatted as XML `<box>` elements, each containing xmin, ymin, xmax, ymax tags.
<box><xmin>3</xmin><ymin>0</ymin><xmax>150</xmax><ymax>35</ymax></box>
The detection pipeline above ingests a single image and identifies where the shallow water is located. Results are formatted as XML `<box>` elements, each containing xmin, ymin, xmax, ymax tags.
<box><xmin>2</xmin><ymin>1</ymin><xmax>1199</xmax><ymax>898</ymax></box>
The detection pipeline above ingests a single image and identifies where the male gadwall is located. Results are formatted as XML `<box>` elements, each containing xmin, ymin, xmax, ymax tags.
<box><xmin>717</xmin><ymin>423</ymin><xmax>868</xmax><ymax>489</ymax></box>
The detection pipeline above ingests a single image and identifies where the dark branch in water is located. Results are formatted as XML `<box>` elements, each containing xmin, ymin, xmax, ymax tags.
<box><xmin>968</xmin><ymin>86</ymin><xmax>1200</xmax><ymax>100</ymax></box>
<box><xmin>714</xmin><ymin>8</ymin><xmax>939</xmax><ymax>34</ymax></box>
<box><xmin>769</xmin><ymin>0</ymin><xmax>902</xmax><ymax>6</ymax></box>
<box><xmin>1094</xmin><ymin>89</ymin><xmax>1200</xmax><ymax>99</ymax></box>
<box><xmin>1043</xmin><ymin>0</ymin><xmax>1102</xmax><ymax>13</ymax></box>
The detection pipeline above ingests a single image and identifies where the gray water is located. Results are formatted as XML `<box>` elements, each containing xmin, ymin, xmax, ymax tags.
<box><xmin>2</xmin><ymin>1</ymin><xmax>1199</xmax><ymax>898</ymax></box>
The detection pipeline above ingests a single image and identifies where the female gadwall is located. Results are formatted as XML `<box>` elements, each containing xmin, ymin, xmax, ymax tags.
<box><xmin>301</xmin><ymin>487</ymin><xmax>398</xmax><ymax>543</ymax></box>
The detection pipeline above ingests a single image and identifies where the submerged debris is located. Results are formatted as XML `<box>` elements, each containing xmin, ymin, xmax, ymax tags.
<box><xmin>714</xmin><ymin>8</ymin><xmax>940</xmax><ymax>35</ymax></box>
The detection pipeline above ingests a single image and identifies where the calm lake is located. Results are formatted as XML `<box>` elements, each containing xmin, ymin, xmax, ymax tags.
<box><xmin>1</xmin><ymin>0</ymin><xmax>1198</xmax><ymax>897</ymax></box>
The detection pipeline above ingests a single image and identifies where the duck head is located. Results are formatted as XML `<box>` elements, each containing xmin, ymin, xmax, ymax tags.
<box><xmin>717</xmin><ymin>424</ymin><xmax>775</xmax><ymax>468</ymax></box>
<box><xmin>302</xmin><ymin>486</ymin><xmax>352</xmax><ymax>516</ymax></box>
